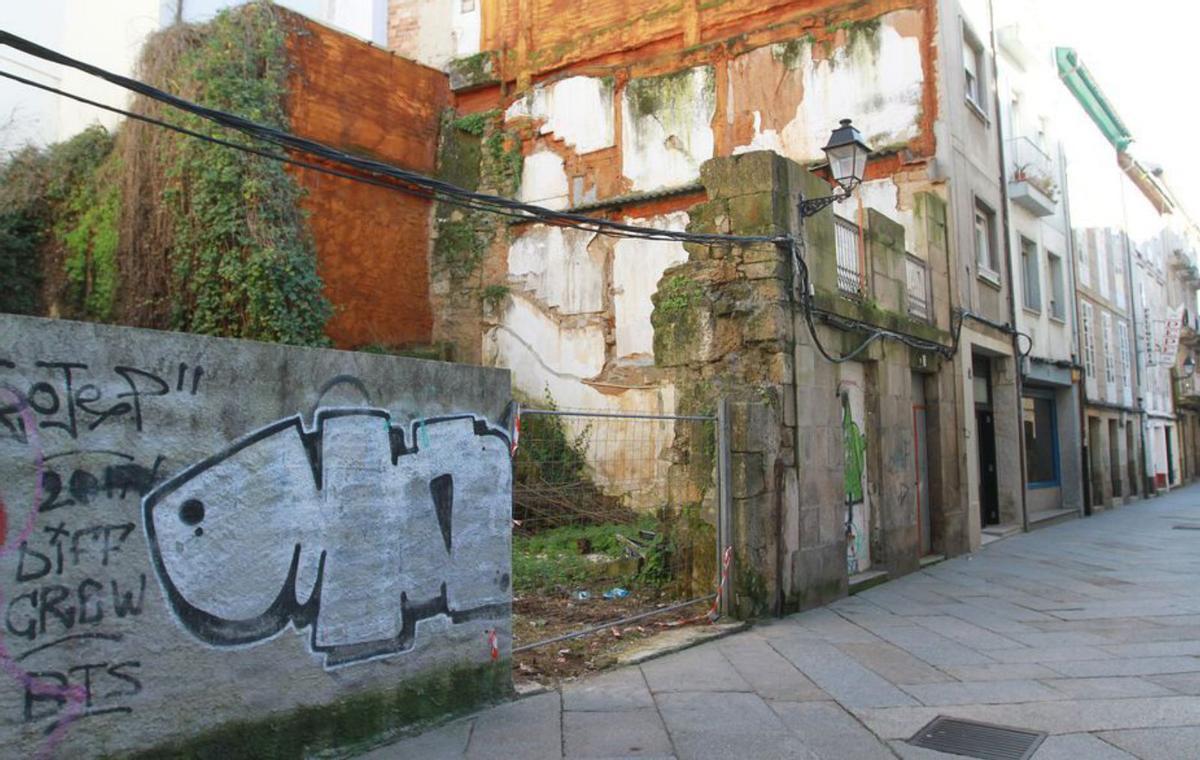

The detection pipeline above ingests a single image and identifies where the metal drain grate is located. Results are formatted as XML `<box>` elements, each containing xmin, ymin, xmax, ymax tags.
<box><xmin>907</xmin><ymin>716</ymin><xmax>1046</xmax><ymax>760</ymax></box>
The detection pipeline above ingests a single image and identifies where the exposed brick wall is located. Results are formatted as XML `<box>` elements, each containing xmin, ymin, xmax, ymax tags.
<box><xmin>285</xmin><ymin>13</ymin><xmax>449</xmax><ymax>349</ymax></box>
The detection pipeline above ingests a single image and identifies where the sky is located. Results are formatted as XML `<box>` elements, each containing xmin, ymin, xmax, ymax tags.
<box><xmin>1044</xmin><ymin>1</ymin><xmax>1200</xmax><ymax>230</ymax></box>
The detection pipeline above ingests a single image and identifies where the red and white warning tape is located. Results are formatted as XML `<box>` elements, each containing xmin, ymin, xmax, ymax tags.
<box><xmin>487</xmin><ymin>628</ymin><xmax>499</xmax><ymax>661</ymax></box>
<box><xmin>707</xmin><ymin>545</ymin><xmax>734</xmax><ymax>622</ymax></box>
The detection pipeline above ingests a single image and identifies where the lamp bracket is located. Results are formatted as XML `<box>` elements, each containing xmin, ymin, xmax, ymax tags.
<box><xmin>798</xmin><ymin>183</ymin><xmax>855</xmax><ymax>218</ymax></box>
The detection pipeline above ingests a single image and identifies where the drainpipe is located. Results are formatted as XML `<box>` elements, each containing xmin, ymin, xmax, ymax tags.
<box><xmin>988</xmin><ymin>0</ymin><xmax>1030</xmax><ymax>533</ymax></box>
<box><xmin>1058</xmin><ymin>144</ymin><xmax>1090</xmax><ymax>517</ymax></box>
<box><xmin>1121</xmin><ymin>231</ymin><xmax>1149</xmax><ymax>499</ymax></box>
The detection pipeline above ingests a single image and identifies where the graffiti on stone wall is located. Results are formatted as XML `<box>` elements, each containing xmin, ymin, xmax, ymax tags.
<box><xmin>142</xmin><ymin>408</ymin><xmax>512</xmax><ymax>668</ymax></box>
<box><xmin>840</xmin><ymin>385</ymin><xmax>869</xmax><ymax>575</ymax></box>
<box><xmin>0</xmin><ymin>358</ymin><xmax>194</xmax><ymax>755</ymax></box>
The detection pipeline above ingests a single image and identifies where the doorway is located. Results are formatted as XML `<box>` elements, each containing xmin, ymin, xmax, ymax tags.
<box><xmin>973</xmin><ymin>355</ymin><xmax>999</xmax><ymax>527</ymax></box>
<box><xmin>912</xmin><ymin>373</ymin><xmax>932</xmax><ymax>555</ymax></box>
<box><xmin>1109</xmin><ymin>419</ymin><xmax>1121</xmax><ymax>499</ymax></box>
<box><xmin>1167</xmin><ymin>425</ymin><xmax>1176</xmax><ymax>486</ymax></box>
<box><xmin>1126</xmin><ymin>424</ymin><xmax>1138</xmax><ymax>496</ymax></box>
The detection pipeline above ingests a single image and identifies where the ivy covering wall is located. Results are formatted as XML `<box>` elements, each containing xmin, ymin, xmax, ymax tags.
<box><xmin>0</xmin><ymin>2</ymin><xmax>330</xmax><ymax>346</ymax></box>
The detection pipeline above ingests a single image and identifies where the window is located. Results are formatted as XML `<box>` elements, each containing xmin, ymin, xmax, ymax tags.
<box><xmin>974</xmin><ymin>202</ymin><xmax>998</xmax><ymax>281</ymax></box>
<box><xmin>1082</xmin><ymin>302</ymin><xmax>1096</xmax><ymax>378</ymax></box>
<box><xmin>1048</xmin><ymin>251</ymin><xmax>1066</xmax><ymax>320</ymax></box>
<box><xmin>1102</xmin><ymin>312</ymin><xmax>1115</xmax><ymax>386</ymax></box>
<box><xmin>1021</xmin><ymin>237</ymin><xmax>1041</xmax><ymax>312</ymax></box>
<box><xmin>1076</xmin><ymin>230</ymin><xmax>1090</xmax><ymax>287</ymax></box>
<box><xmin>962</xmin><ymin>23</ymin><xmax>987</xmax><ymax>116</ymax></box>
<box><xmin>461</xmin><ymin>0</ymin><xmax>476</xmax><ymax>11</ymax></box>
<box><xmin>1118</xmin><ymin>320</ymin><xmax>1132</xmax><ymax>388</ymax></box>
<box><xmin>1115</xmin><ymin>241</ymin><xmax>1127</xmax><ymax>310</ymax></box>
<box><xmin>1023</xmin><ymin>395</ymin><xmax>1059</xmax><ymax>487</ymax></box>
<box><xmin>1096</xmin><ymin>231</ymin><xmax>1110</xmax><ymax>300</ymax></box>
<box><xmin>906</xmin><ymin>256</ymin><xmax>930</xmax><ymax>321</ymax></box>
<box><xmin>835</xmin><ymin>215</ymin><xmax>864</xmax><ymax>297</ymax></box>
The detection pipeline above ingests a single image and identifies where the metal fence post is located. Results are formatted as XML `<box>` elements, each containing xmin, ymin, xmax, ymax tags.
<box><xmin>717</xmin><ymin>397</ymin><xmax>733</xmax><ymax>616</ymax></box>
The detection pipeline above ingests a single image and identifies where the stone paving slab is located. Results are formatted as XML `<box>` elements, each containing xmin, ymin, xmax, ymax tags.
<box><xmin>1040</xmin><ymin>676</ymin><xmax>1177</xmax><ymax>699</ymax></box>
<box><xmin>1045</xmin><ymin>655</ymin><xmax>1200</xmax><ymax>678</ymax></box>
<box><xmin>765</xmin><ymin>638</ymin><xmax>919</xmax><ymax>708</ymax></box>
<box><xmin>563</xmin><ymin>667</ymin><xmax>655</xmax><ymax>712</ymax></box>
<box><xmin>465</xmin><ymin>691</ymin><xmax>563</xmax><ymax>760</ymax></box>
<box><xmin>1097</xmin><ymin>725</ymin><xmax>1200</xmax><ymax>759</ymax></box>
<box><xmin>835</xmin><ymin>641</ymin><xmax>954</xmax><ymax>685</ymax></box>
<box><xmin>359</xmin><ymin>484</ymin><xmax>1200</xmax><ymax>759</ymax></box>
<box><xmin>716</xmin><ymin>635</ymin><xmax>829</xmax><ymax>701</ymax></box>
<box><xmin>639</xmin><ymin>644</ymin><xmax>752</xmax><ymax>694</ymax></box>
<box><xmin>898</xmin><ymin>678</ymin><xmax>1066</xmax><ymax>706</ymax></box>
<box><xmin>563</xmin><ymin>709</ymin><xmax>673</xmax><ymax>758</ymax></box>
<box><xmin>769</xmin><ymin>700</ymin><xmax>896</xmax><ymax>759</ymax></box>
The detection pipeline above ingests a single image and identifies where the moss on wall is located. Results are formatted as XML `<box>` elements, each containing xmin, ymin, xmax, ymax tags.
<box><xmin>124</xmin><ymin>659</ymin><xmax>511</xmax><ymax>760</ymax></box>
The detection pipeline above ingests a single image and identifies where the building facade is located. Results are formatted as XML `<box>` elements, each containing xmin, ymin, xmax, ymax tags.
<box><xmin>993</xmin><ymin>0</ymin><xmax>1084</xmax><ymax>524</ymax></box>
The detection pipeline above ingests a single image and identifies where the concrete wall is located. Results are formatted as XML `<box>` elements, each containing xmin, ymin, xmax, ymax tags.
<box><xmin>0</xmin><ymin>315</ymin><xmax>512</xmax><ymax>757</ymax></box>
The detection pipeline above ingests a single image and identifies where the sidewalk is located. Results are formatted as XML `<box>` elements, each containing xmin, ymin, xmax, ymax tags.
<box><xmin>360</xmin><ymin>486</ymin><xmax>1200</xmax><ymax>759</ymax></box>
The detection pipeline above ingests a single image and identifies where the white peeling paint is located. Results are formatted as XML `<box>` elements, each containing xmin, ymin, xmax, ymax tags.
<box><xmin>494</xmin><ymin>293</ymin><xmax>606</xmax><ymax>379</ymax></box>
<box><xmin>517</xmin><ymin>150</ymin><xmax>570</xmax><ymax>210</ymax></box>
<box><xmin>733</xmin><ymin>15</ymin><xmax>924</xmax><ymax>163</ymax></box>
<box><xmin>833</xmin><ymin>178</ymin><xmax>917</xmax><ymax>253</ymax></box>
<box><xmin>613</xmin><ymin>212</ymin><xmax>690</xmax><ymax>360</ymax></box>
<box><xmin>506</xmin><ymin>76</ymin><xmax>615</xmax><ymax>155</ymax></box>
<box><xmin>732</xmin><ymin>111</ymin><xmax>784</xmax><ymax>156</ymax></box>
<box><xmin>621</xmin><ymin>66</ymin><xmax>716</xmax><ymax>192</ymax></box>
<box><xmin>508</xmin><ymin>225</ymin><xmax>604</xmax><ymax>314</ymax></box>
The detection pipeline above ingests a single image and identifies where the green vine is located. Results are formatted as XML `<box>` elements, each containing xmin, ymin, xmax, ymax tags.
<box><xmin>157</xmin><ymin>2</ymin><xmax>330</xmax><ymax>344</ymax></box>
<box><xmin>0</xmin><ymin>125</ymin><xmax>116</xmax><ymax>318</ymax></box>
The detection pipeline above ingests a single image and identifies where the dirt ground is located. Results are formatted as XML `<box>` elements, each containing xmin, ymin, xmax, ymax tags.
<box><xmin>512</xmin><ymin>587</ymin><xmax>712</xmax><ymax>687</ymax></box>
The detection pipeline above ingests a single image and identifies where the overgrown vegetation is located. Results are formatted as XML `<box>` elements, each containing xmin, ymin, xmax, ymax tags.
<box><xmin>1</xmin><ymin>2</ymin><xmax>331</xmax><ymax>345</ymax></box>
<box><xmin>0</xmin><ymin>125</ymin><xmax>116</xmax><ymax>318</ymax></box>
<box><xmin>145</xmin><ymin>3</ymin><xmax>330</xmax><ymax>343</ymax></box>
<box><xmin>511</xmin><ymin>516</ymin><xmax>656</xmax><ymax>593</ymax></box>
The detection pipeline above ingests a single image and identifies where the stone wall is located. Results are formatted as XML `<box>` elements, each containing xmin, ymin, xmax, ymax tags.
<box><xmin>0</xmin><ymin>315</ymin><xmax>512</xmax><ymax>757</ymax></box>
<box><xmin>655</xmin><ymin>151</ymin><xmax>962</xmax><ymax>615</ymax></box>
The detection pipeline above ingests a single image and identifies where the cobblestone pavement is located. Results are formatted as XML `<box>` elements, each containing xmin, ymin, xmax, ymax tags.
<box><xmin>361</xmin><ymin>486</ymin><xmax>1200</xmax><ymax>759</ymax></box>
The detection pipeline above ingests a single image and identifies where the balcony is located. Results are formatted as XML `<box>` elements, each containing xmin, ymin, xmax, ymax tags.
<box><xmin>1007</xmin><ymin>137</ymin><xmax>1058</xmax><ymax>217</ymax></box>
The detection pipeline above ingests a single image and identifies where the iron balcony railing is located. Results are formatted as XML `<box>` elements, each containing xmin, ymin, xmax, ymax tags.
<box><xmin>1008</xmin><ymin>136</ymin><xmax>1057</xmax><ymax>199</ymax></box>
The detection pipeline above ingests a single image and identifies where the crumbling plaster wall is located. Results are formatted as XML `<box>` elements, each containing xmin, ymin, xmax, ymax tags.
<box><xmin>469</xmin><ymin>3</ymin><xmax>939</xmax><ymax>426</ymax></box>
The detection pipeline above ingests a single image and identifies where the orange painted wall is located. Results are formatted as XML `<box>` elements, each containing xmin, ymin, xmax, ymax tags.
<box><xmin>285</xmin><ymin>14</ymin><xmax>448</xmax><ymax>349</ymax></box>
<box><xmin>465</xmin><ymin>0</ymin><xmax>939</xmax><ymax>203</ymax></box>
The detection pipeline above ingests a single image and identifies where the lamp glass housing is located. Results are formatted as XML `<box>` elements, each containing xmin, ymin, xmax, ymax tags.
<box><xmin>822</xmin><ymin>119</ymin><xmax>872</xmax><ymax>192</ymax></box>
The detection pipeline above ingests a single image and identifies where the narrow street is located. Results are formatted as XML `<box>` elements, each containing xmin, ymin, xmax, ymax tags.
<box><xmin>366</xmin><ymin>487</ymin><xmax>1200</xmax><ymax>759</ymax></box>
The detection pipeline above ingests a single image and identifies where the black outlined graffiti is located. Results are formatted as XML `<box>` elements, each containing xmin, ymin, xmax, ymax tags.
<box><xmin>141</xmin><ymin>409</ymin><xmax>512</xmax><ymax>668</ymax></box>
<box><xmin>0</xmin><ymin>360</ymin><xmax>204</xmax><ymax>443</ymax></box>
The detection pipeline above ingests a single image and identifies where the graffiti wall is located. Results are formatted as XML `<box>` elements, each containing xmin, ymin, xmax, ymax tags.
<box><xmin>0</xmin><ymin>314</ymin><xmax>512</xmax><ymax>757</ymax></box>
<box><xmin>838</xmin><ymin>364</ymin><xmax>871</xmax><ymax>575</ymax></box>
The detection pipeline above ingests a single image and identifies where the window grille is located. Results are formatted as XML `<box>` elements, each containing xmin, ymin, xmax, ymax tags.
<box><xmin>835</xmin><ymin>216</ymin><xmax>864</xmax><ymax>298</ymax></box>
<box><xmin>906</xmin><ymin>256</ymin><xmax>929</xmax><ymax>321</ymax></box>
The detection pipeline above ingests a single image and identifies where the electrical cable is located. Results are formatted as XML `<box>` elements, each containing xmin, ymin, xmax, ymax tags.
<box><xmin>0</xmin><ymin>29</ymin><xmax>1021</xmax><ymax>366</ymax></box>
<box><xmin>0</xmin><ymin>30</ymin><xmax>783</xmax><ymax>248</ymax></box>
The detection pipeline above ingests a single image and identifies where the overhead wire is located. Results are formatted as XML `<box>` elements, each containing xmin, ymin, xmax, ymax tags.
<box><xmin>0</xmin><ymin>29</ymin><xmax>1026</xmax><ymax>365</ymax></box>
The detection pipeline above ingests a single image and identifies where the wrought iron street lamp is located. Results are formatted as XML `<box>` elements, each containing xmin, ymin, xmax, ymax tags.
<box><xmin>798</xmin><ymin>119</ymin><xmax>873</xmax><ymax>217</ymax></box>
<box><xmin>1183</xmin><ymin>354</ymin><xmax>1196</xmax><ymax>379</ymax></box>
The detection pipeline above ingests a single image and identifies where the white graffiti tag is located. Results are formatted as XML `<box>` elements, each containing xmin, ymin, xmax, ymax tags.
<box><xmin>141</xmin><ymin>409</ymin><xmax>511</xmax><ymax>667</ymax></box>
